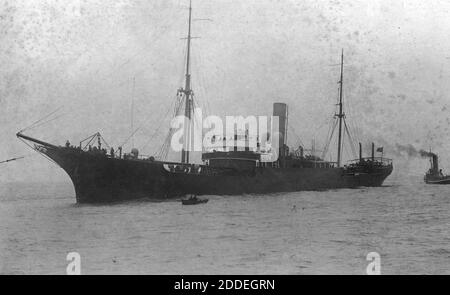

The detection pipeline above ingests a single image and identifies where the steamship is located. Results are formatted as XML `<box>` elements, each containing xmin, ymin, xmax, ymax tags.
<box><xmin>424</xmin><ymin>153</ymin><xmax>450</xmax><ymax>184</ymax></box>
<box><xmin>17</xmin><ymin>2</ymin><xmax>393</xmax><ymax>203</ymax></box>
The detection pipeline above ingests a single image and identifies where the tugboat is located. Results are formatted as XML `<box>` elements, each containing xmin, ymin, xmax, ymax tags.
<box><xmin>181</xmin><ymin>195</ymin><xmax>209</xmax><ymax>205</ymax></box>
<box><xmin>424</xmin><ymin>153</ymin><xmax>450</xmax><ymax>184</ymax></box>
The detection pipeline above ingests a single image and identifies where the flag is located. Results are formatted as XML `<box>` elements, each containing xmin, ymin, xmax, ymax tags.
<box><xmin>376</xmin><ymin>147</ymin><xmax>383</xmax><ymax>153</ymax></box>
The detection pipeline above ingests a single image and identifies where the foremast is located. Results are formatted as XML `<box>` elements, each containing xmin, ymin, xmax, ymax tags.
<box><xmin>179</xmin><ymin>0</ymin><xmax>194</xmax><ymax>164</ymax></box>
<box><xmin>336</xmin><ymin>49</ymin><xmax>345</xmax><ymax>167</ymax></box>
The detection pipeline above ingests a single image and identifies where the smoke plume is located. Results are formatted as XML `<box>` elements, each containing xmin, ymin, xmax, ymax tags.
<box><xmin>419</xmin><ymin>150</ymin><xmax>436</xmax><ymax>158</ymax></box>
<box><xmin>395</xmin><ymin>144</ymin><xmax>436</xmax><ymax>158</ymax></box>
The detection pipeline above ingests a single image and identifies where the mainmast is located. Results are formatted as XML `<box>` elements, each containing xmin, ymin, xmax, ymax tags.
<box><xmin>336</xmin><ymin>49</ymin><xmax>344</xmax><ymax>167</ymax></box>
<box><xmin>131</xmin><ymin>76</ymin><xmax>135</xmax><ymax>148</ymax></box>
<box><xmin>181</xmin><ymin>0</ymin><xmax>193</xmax><ymax>163</ymax></box>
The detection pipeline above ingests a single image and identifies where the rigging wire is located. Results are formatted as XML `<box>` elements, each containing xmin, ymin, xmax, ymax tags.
<box><xmin>116</xmin><ymin>40</ymin><xmax>187</xmax><ymax>153</ymax></box>
<box><xmin>149</xmin><ymin>32</ymin><xmax>194</xmax><ymax>160</ymax></box>
<box><xmin>17</xmin><ymin>137</ymin><xmax>58</xmax><ymax>165</ymax></box>
<box><xmin>25</xmin><ymin>113</ymin><xmax>67</xmax><ymax>132</ymax></box>
<box><xmin>141</xmin><ymin>94</ymin><xmax>182</xmax><ymax>154</ymax></box>
<box><xmin>321</xmin><ymin>118</ymin><xmax>335</xmax><ymax>159</ymax></box>
<box><xmin>97</xmin><ymin>14</ymin><xmax>183</xmax><ymax>83</ymax></box>
<box><xmin>341</xmin><ymin>81</ymin><xmax>362</xmax><ymax>148</ymax></box>
<box><xmin>20</xmin><ymin>10</ymin><xmax>184</xmax><ymax>140</ymax></box>
<box><xmin>19</xmin><ymin>106</ymin><xmax>64</xmax><ymax>133</ymax></box>
<box><xmin>155</xmin><ymin>97</ymin><xmax>185</xmax><ymax>160</ymax></box>
<box><xmin>119</xmin><ymin>99</ymin><xmax>171</xmax><ymax>150</ymax></box>
<box><xmin>344</xmin><ymin>119</ymin><xmax>358</xmax><ymax>159</ymax></box>
<box><xmin>19</xmin><ymin>8</ymin><xmax>372</xmax><ymax>165</ymax></box>
<box><xmin>142</xmin><ymin>36</ymin><xmax>189</xmax><ymax>158</ymax></box>
<box><xmin>288</xmin><ymin>124</ymin><xmax>305</xmax><ymax>149</ymax></box>
<box><xmin>44</xmin><ymin>13</ymin><xmax>180</xmax><ymax>118</ymax></box>
<box><xmin>191</xmin><ymin>47</ymin><xmax>213</xmax><ymax>118</ymax></box>
<box><xmin>321</xmin><ymin>119</ymin><xmax>338</xmax><ymax>159</ymax></box>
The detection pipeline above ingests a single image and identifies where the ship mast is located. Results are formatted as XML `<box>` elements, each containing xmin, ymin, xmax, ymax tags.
<box><xmin>131</xmin><ymin>76</ymin><xmax>135</xmax><ymax>148</ymax></box>
<box><xmin>336</xmin><ymin>49</ymin><xmax>344</xmax><ymax>167</ymax></box>
<box><xmin>181</xmin><ymin>0</ymin><xmax>193</xmax><ymax>163</ymax></box>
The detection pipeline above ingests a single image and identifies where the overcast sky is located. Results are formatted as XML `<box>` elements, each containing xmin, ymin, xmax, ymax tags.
<box><xmin>1</xmin><ymin>0</ymin><xmax>450</xmax><ymax>183</ymax></box>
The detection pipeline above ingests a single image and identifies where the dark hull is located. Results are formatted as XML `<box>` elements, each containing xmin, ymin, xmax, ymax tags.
<box><xmin>425</xmin><ymin>176</ymin><xmax>450</xmax><ymax>184</ymax></box>
<box><xmin>40</xmin><ymin>146</ymin><xmax>393</xmax><ymax>203</ymax></box>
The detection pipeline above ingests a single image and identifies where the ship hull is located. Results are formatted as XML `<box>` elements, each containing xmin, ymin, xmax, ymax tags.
<box><xmin>40</xmin><ymin>146</ymin><xmax>392</xmax><ymax>203</ymax></box>
<box><xmin>424</xmin><ymin>176</ymin><xmax>450</xmax><ymax>184</ymax></box>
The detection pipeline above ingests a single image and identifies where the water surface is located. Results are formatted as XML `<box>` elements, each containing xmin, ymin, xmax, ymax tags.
<box><xmin>0</xmin><ymin>174</ymin><xmax>449</xmax><ymax>274</ymax></box>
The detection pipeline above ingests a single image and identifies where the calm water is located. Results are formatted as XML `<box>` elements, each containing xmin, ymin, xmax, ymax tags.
<box><xmin>1</xmin><ymin>171</ymin><xmax>449</xmax><ymax>274</ymax></box>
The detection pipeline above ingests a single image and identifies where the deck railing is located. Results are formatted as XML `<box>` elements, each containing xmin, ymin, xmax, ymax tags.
<box><xmin>347</xmin><ymin>157</ymin><xmax>393</xmax><ymax>166</ymax></box>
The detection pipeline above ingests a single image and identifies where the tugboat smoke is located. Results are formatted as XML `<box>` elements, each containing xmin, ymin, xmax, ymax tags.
<box><xmin>419</xmin><ymin>150</ymin><xmax>436</xmax><ymax>158</ymax></box>
<box><xmin>395</xmin><ymin>143</ymin><xmax>436</xmax><ymax>157</ymax></box>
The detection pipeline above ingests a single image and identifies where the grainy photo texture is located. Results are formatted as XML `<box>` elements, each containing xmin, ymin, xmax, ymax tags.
<box><xmin>0</xmin><ymin>0</ymin><xmax>449</xmax><ymax>275</ymax></box>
